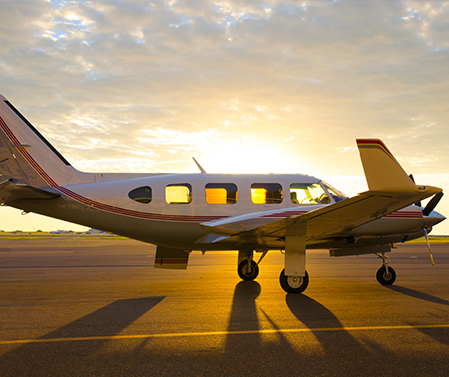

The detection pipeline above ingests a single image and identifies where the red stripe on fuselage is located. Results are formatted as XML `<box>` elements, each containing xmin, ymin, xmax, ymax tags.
<box><xmin>0</xmin><ymin>116</ymin><xmax>21</xmax><ymax>145</ymax></box>
<box><xmin>384</xmin><ymin>211</ymin><xmax>422</xmax><ymax>219</ymax></box>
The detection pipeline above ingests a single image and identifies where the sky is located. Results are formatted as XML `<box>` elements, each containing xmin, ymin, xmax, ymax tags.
<box><xmin>0</xmin><ymin>0</ymin><xmax>448</xmax><ymax>234</ymax></box>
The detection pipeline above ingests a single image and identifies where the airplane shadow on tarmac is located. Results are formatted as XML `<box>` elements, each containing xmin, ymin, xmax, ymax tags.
<box><xmin>285</xmin><ymin>293</ymin><xmax>365</xmax><ymax>354</ymax></box>
<box><xmin>386</xmin><ymin>285</ymin><xmax>449</xmax><ymax>306</ymax></box>
<box><xmin>224</xmin><ymin>281</ymin><xmax>301</xmax><ymax>371</ymax></box>
<box><xmin>386</xmin><ymin>285</ymin><xmax>449</xmax><ymax>346</ymax></box>
<box><xmin>223</xmin><ymin>281</ymin><xmax>368</xmax><ymax>375</ymax></box>
<box><xmin>0</xmin><ymin>296</ymin><xmax>165</xmax><ymax>376</ymax></box>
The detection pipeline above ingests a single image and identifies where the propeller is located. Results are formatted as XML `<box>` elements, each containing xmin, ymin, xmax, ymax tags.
<box><xmin>409</xmin><ymin>175</ymin><xmax>445</xmax><ymax>265</ymax></box>
<box><xmin>421</xmin><ymin>192</ymin><xmax>444</xmax><ymax>265</ymax></box>
<box><xmin>423</xmin><ymin>192</ymin><xmax>444</xmax><ymax>216</ymax></box>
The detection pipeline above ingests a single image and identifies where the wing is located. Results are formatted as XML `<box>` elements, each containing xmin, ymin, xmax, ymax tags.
<box><xmin>200</xmin><ymin>138</ymin><xmax>442</xmax><ymax>247</ymax></box>
<box><xmin>0</xmin><ymin>179</ymin><xmax>60</xmax><ymax>204</ymax></box>
<box><xmin>200</xmin><ymin>187</ymin><xmax>440</xmax><ymax>246</ymax></box>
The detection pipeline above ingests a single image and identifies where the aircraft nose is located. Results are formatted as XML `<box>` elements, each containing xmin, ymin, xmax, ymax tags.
<box><xmin>423</xmin><ymin>210</ymin><xmax>446</xmax><ymax>228</ymax></box>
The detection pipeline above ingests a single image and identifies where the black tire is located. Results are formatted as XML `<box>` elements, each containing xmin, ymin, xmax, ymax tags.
<box><xmin>238</xmin><ymin>260</ymin><xmax>259</xmax><ymax>281</ymax></box>
<box><xmin>376</xmin><ymin>266</ymin><xmax>396</xmax><ymax>285</ymax></box>
<box><xmin>279</xmin><ymin>269</ymin><xmax>309</xmax><ymax>293</ymax></box>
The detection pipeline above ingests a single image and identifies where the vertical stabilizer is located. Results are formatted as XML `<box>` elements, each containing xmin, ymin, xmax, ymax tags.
<box><xmin>0</xmin><ymin>95</ymin><xmax>89</xmax><ymax>187</ymax></box>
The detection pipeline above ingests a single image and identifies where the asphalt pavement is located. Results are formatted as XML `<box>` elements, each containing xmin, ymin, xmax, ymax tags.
<box><xmin>0</xmin><ymin>237</ymin><xmax>448</xmax><ymax>376</ymax></box>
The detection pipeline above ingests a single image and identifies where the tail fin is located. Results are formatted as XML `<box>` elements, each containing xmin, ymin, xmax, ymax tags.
<box><xmin>357</xmin><ymin>139</ymin><xmax>420</xmax><ymax>192</ymax></box>
<box><xmin>0</xmin><ymin>95</ymin><xmax>87</xmax><ymax>187</ymax></box>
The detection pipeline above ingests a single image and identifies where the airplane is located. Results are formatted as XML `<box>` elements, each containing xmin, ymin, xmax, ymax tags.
<box><xmin>0</xmin><ymin>94</ymin><xmax>445</xmax><ymax>293</ymax></box>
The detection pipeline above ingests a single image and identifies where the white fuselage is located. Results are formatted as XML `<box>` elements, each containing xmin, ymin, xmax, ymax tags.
<box><xmin>11</xmin><ymin>173</ymin><xmax>437</xmax><ymax>251</ymax></box>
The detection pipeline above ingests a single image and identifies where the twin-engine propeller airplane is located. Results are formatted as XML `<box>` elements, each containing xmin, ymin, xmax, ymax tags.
<box><xmin>0</xmin><ymin>95</ymin><xmax>445</xmax><ymax>293</ymax></box>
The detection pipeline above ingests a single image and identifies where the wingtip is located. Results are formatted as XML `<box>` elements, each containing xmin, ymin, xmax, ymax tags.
<box><xmin>356</xmin><ymin>138</ymin><xmax>394</xmax><ymax>158</ymax></box>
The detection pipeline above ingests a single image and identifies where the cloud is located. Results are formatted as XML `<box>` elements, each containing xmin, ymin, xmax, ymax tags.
<box><xmin>0</xmin><ymin>0</ymin><xmax>448</xmax><ymax>232</ymax></box>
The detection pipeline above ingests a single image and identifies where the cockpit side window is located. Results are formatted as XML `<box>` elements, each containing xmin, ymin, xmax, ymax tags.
<box><xmin>290</xmin><ymin>183</ymin><xmax>329</xmax><ymax>204</ymax></box>
<box><xmin>129</xmin><ymin>186</ymin><xmax>152</xmax><ymax>204</ymax></box>
<box><xmin>205</xmin><ymin>183</ymin><xmax>238</xmax><ymax>204</ymax></box>
<box><xmin>166</xmin><ymin>183</ymin><xmax>192</xmax><ymax>204</ymax></box>
<box><xmin>251</xmin><ymin>183</ymin><xmax>283</xmax><ymax>204</ymax></box>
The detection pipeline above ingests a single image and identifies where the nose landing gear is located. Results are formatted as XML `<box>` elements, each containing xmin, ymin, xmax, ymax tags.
<box><xmin>237</xmin><ymin>259</ymin><xmax>259</xmax><ymax>280</ymax></box>
<box><xmin>376</xmin><ymin>252</ymin><xmax>396</xmax><ymax>285</ymax></box>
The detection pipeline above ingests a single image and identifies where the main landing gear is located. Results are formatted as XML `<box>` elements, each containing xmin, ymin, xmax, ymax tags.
<box><xmin>279</xmin><ymin>269</ymin><xmax>309</xmax><ymax>293</ymax></box>
<box><xmin>376</xmin><ymin>252</ymin><xmax>396</xmax><ymax>285</ymax></box>
<box><xmin>237</xmin><ymin>249</ymin><xmax>309</xmax><ymax>293</ymax></box>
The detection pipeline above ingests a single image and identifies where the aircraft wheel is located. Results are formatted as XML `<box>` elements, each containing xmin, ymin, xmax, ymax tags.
<box><xmin>279</xmin><ymin>269</ymin><xmax>309</xmax><ymax>293</ymax></box>
<box><xmin>376</xmin><ymin>266</ymin><xmax>396</xmax><ymax>285</ymax></box>
<box><xmin>238</xmin><ymin>260</ymin><xmax>259</xmax><ymax>281</ymax></box>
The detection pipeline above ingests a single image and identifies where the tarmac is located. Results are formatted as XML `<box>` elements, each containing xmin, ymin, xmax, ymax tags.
<box><xmin>0</xmin><ymin>236</ymin><xmax>448</xmax><ymax>376</ymax></box>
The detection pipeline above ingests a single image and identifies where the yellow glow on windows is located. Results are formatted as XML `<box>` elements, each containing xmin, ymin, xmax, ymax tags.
<box><xmin>166</xmin><ymin>184</ymin><xmax>192</xmax><ymax>204</ymax></box>
<box><xmin>206</xmin><ymin>188</ymin><xmax>227</xmax><ymax>204</ymax></box>
<box><xmin>205</xmin><ymin>183</ymin><xmax>238</xmax><ymax>204</ymax></box>
<box><xmin>290</xmin><ymin>183</ymin><xmax>327</xmax><ymax>204</ymax></box>
<box><xmin>251</xmin><ymin>183</ymin><xmax>283</xmax><ymax>204</ymax></box>
<box><xmin>251</xmin><ymin>188</ymin><xmax>267</xmax><ymax>204</ymax></box>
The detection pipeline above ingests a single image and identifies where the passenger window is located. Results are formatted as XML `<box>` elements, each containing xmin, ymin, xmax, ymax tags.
<box><xmin>166</xmin><ymin>183</ymin><xmax>192</xmax><ymax>204</ymax></box>
<box><xmin>290</xmin><ymin>183</ymin><xmax>329</xmax><ymax>204</ymax></box>
<box><xmin>205</xmin><ymin>183</ymin><xmax>238</xmax><ymax>204</ymax></box>
<box><xmin>128</xmin><ymin>186</ymin><xmax>152</xmax><ymax>204</ymax></box>
<box><xmin>251</xmin><ymin>183</ymin><xmax>283</xmax><ymax>204</ymax></box>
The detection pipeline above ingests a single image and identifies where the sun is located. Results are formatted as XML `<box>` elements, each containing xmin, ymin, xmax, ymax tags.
<box><xmin>201</xmin><ymin>139</ymin><xmax>307</xmax><ymax>175</ymax></box>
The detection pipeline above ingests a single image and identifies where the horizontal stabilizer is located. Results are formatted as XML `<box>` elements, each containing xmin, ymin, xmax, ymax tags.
<box><xmin>0</xmin><ymin>179</ymin><xmax>60</xmax><ymax>204</ymax></box>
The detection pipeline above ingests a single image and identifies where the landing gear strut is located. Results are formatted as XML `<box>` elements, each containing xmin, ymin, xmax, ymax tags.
<box><xmin>279</xmin><ymin>269</ymin><xmax>309</xmax><ymax>293</ymax></box>
<box><xmin>376</xmin><ymin>252</ymin><xmax>396</xmax><ymax>285</ymax></box>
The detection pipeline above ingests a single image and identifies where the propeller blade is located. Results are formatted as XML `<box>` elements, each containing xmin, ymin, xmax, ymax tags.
<box><xmin>408</xmin><ymin>174</ymin><xmax>422</xmax><ymax>207</ymax></box>
<box><xmin>423</xmin><ymin>192</ymin><xmax>444</xmax><ymax>216</ymax></box>
<box><xmin>422</xmin><ymin>227</ymin><xmax>435</xmax><ymax>265</ymax></box>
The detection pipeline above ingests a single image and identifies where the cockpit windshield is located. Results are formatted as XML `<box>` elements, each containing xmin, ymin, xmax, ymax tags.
<box><xmin>321</xmin><ymin>181</ymin><xmax>348</xmax><ymax>202</ymax></box>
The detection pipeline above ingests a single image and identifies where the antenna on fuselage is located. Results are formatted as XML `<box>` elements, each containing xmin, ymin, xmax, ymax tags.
<box><xmin>192</xmin><ymin>157</ymin><xmax>207</xmax><ymax>174</ymax></box>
